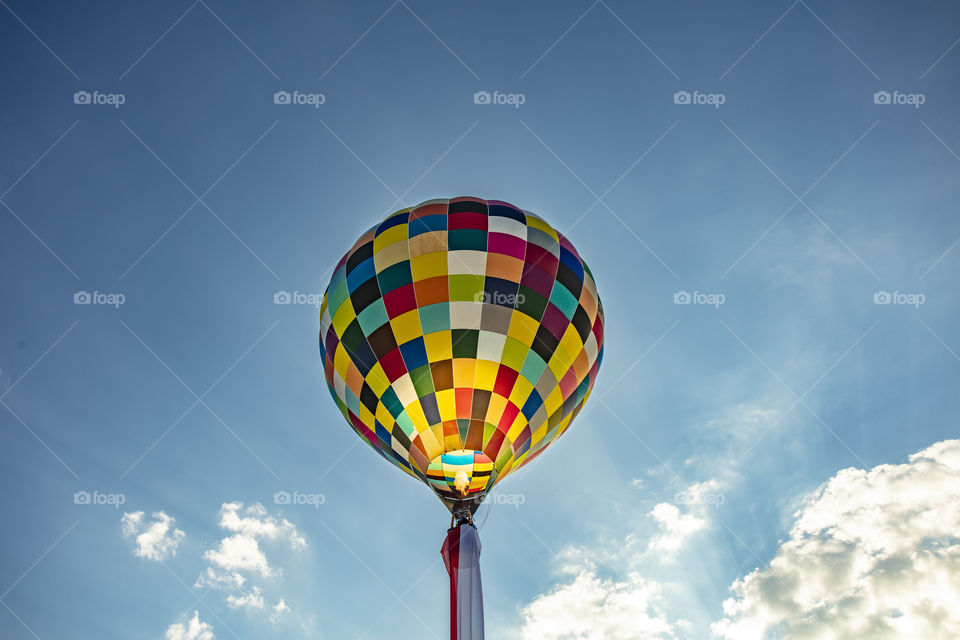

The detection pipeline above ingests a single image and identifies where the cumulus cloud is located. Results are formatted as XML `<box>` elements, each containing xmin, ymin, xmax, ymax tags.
<box><xmin>196</xmin><ymin>502</ymin><xmax>305</xmax><ymax>589</ymax></box>
<box><xmin>713</xmin><ymin>439</ymin><xmax>960</xmax><ymax>640</ymax></box>
<box><xmin>518</xmin><ymin>472</ymin><xmax>718</xmax><ymax>639</ymax></box>
<box><xmin>648</xmin><ymin>503</ymin><xmax>707</xmax><ymax>553</ymax></box>
<box><xmin>519</xmin><ymin>519</ymin><xmax>697</xmax><ymax>640</ymax></box>
<box><xmin>195</xmin><ymin>502</ymin><xmax>305</xmax><ymax>623</ymax></box>
<box><xmin>122</xmin><ymin>511</ymin><xmax>185</xmax><ymax>561</ymax></box>
<box><xmin>226</xmin><ymin>586</ymin><xmax>264</xmax><ymax>611</ymax></box>
<box><xmin>204</xmin><ymin>532</ymin><xmax>274</xmax><ymax>580</ymax></box>
<box><xmin>678</xmin><ymin>479</ymin><xmax>725</xmax><ymax>505</ymax></box>
<box><xmin>165</xmin><ymin>611</ymin><xmax>213</xmax><ymax>640</ymax></box>
<box><xmin>520</xmin><ymin>565</ymin><xmax>684</xmax><ymax>640</ymax></box>
<box><xmin>270</xmin><ymin>599</ymin><xmax>290</xmax><ymax>623</ymax></box>
<box><xmin>219</xmin><ymin>502</ymin><xmax>306</xmax><ymax>550</ymax></box>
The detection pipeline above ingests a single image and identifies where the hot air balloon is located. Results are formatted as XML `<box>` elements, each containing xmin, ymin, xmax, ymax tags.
<box><xmin>318</xmin><ymin>197</ymin><xmax>604</xmax><ymax>639</ymax></box>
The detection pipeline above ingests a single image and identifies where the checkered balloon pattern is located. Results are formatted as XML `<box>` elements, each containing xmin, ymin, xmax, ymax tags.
<box><xmin>319</xmin><ymin>197</ymin><xmax>604</xmax><ymax>508</ymax></box>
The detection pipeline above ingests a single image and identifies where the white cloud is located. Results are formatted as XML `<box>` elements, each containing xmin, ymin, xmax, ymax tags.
<box><xmin>517</xmin><ymin>477</ymin><xmax>714</xmax><ymax>639</ymax></box>
<box><xmin>270</xmin><ymin>599</ymin><xmax>290</xmax><ymax>623</ymax></box>
<box><xmin>165</xmin><ymin>611</ymin><xmax>213</xmax><ymax>640</ymax></box>
<box><xmin>204</xmin><ymin>533</ymin><xmax>273</xmax><ymax>579</ymax></box>
<box><xmin>226</xmin><ymin>586</ymin><xmax>264</xmax><ymax>611</ymax></box>
<box><xmin>521</xmin><ymin>567</ymin><xmax>681</xmax><ymax>640</ymax></box>
<box><xmin>713</xmin><ymin>439</ymin><xmax>960</xmax><ymax>640</ymax></box>
<box><xmin>196</xmin><ymin>502</ymin><xmax>306</xmax><ymax>589</ymax></box>
<box><xmin>519</xmin><ymin>533</ymin><xmax>692</xmax><ymax>640</ymax></box>
<box><xmin>648</xmin><ymin>503</ymin><xmax>706</xmax><ymax>553</ymax></box>
<box><xmin>682</xmin><ymin>479</ymin><xmax>721</xmax><ymax>502</ymax></box>
<box><xmin>195</xmin><ymin>502</ymin><xmax>305</xmax><ymax>625</ymax></box>
<box><xmin>121</xmin><ymin>511</ymin><xmax>143</xmax><ymax>537</ymax></box>
<box><xmin>219</xmin><ymin>502</ymin><xmax>306</xmax><ymax>550</ymax></box>
<box><xmin>122</xmin><ymin>511</ymin><xmax>185</xmax><ymax>561</ymax></box>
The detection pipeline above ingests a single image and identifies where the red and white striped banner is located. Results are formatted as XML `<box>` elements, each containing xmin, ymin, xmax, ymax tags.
<box><xmin>441</xmin><ymin>524</ymin><xmax>484</xmax><ymax>640</ymax></box>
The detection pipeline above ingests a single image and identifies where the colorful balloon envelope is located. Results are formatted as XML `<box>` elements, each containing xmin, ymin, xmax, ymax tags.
<box><xmin>318</xmin><ymin>197</ymin><xmax>604</xmax><ymax>512</ymax></box>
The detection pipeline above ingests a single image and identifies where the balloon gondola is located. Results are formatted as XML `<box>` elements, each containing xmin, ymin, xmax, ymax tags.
<box><xmin>318</xmin><ymin>197</ymin><xmax>604</xmax><ymax>638</ymax></box>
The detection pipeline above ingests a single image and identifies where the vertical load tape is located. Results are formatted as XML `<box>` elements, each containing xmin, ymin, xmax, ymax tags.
<box><xmin>441</xmin><ymin>524</ymin><xmax>484</xmax><ymax>640</ymax></box>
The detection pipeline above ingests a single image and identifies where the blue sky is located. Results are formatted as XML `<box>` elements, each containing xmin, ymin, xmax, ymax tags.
<box><xmin>2</xmin><ymin>1</ymin><xmax>960</xmax><ymax>638</ymax></box>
